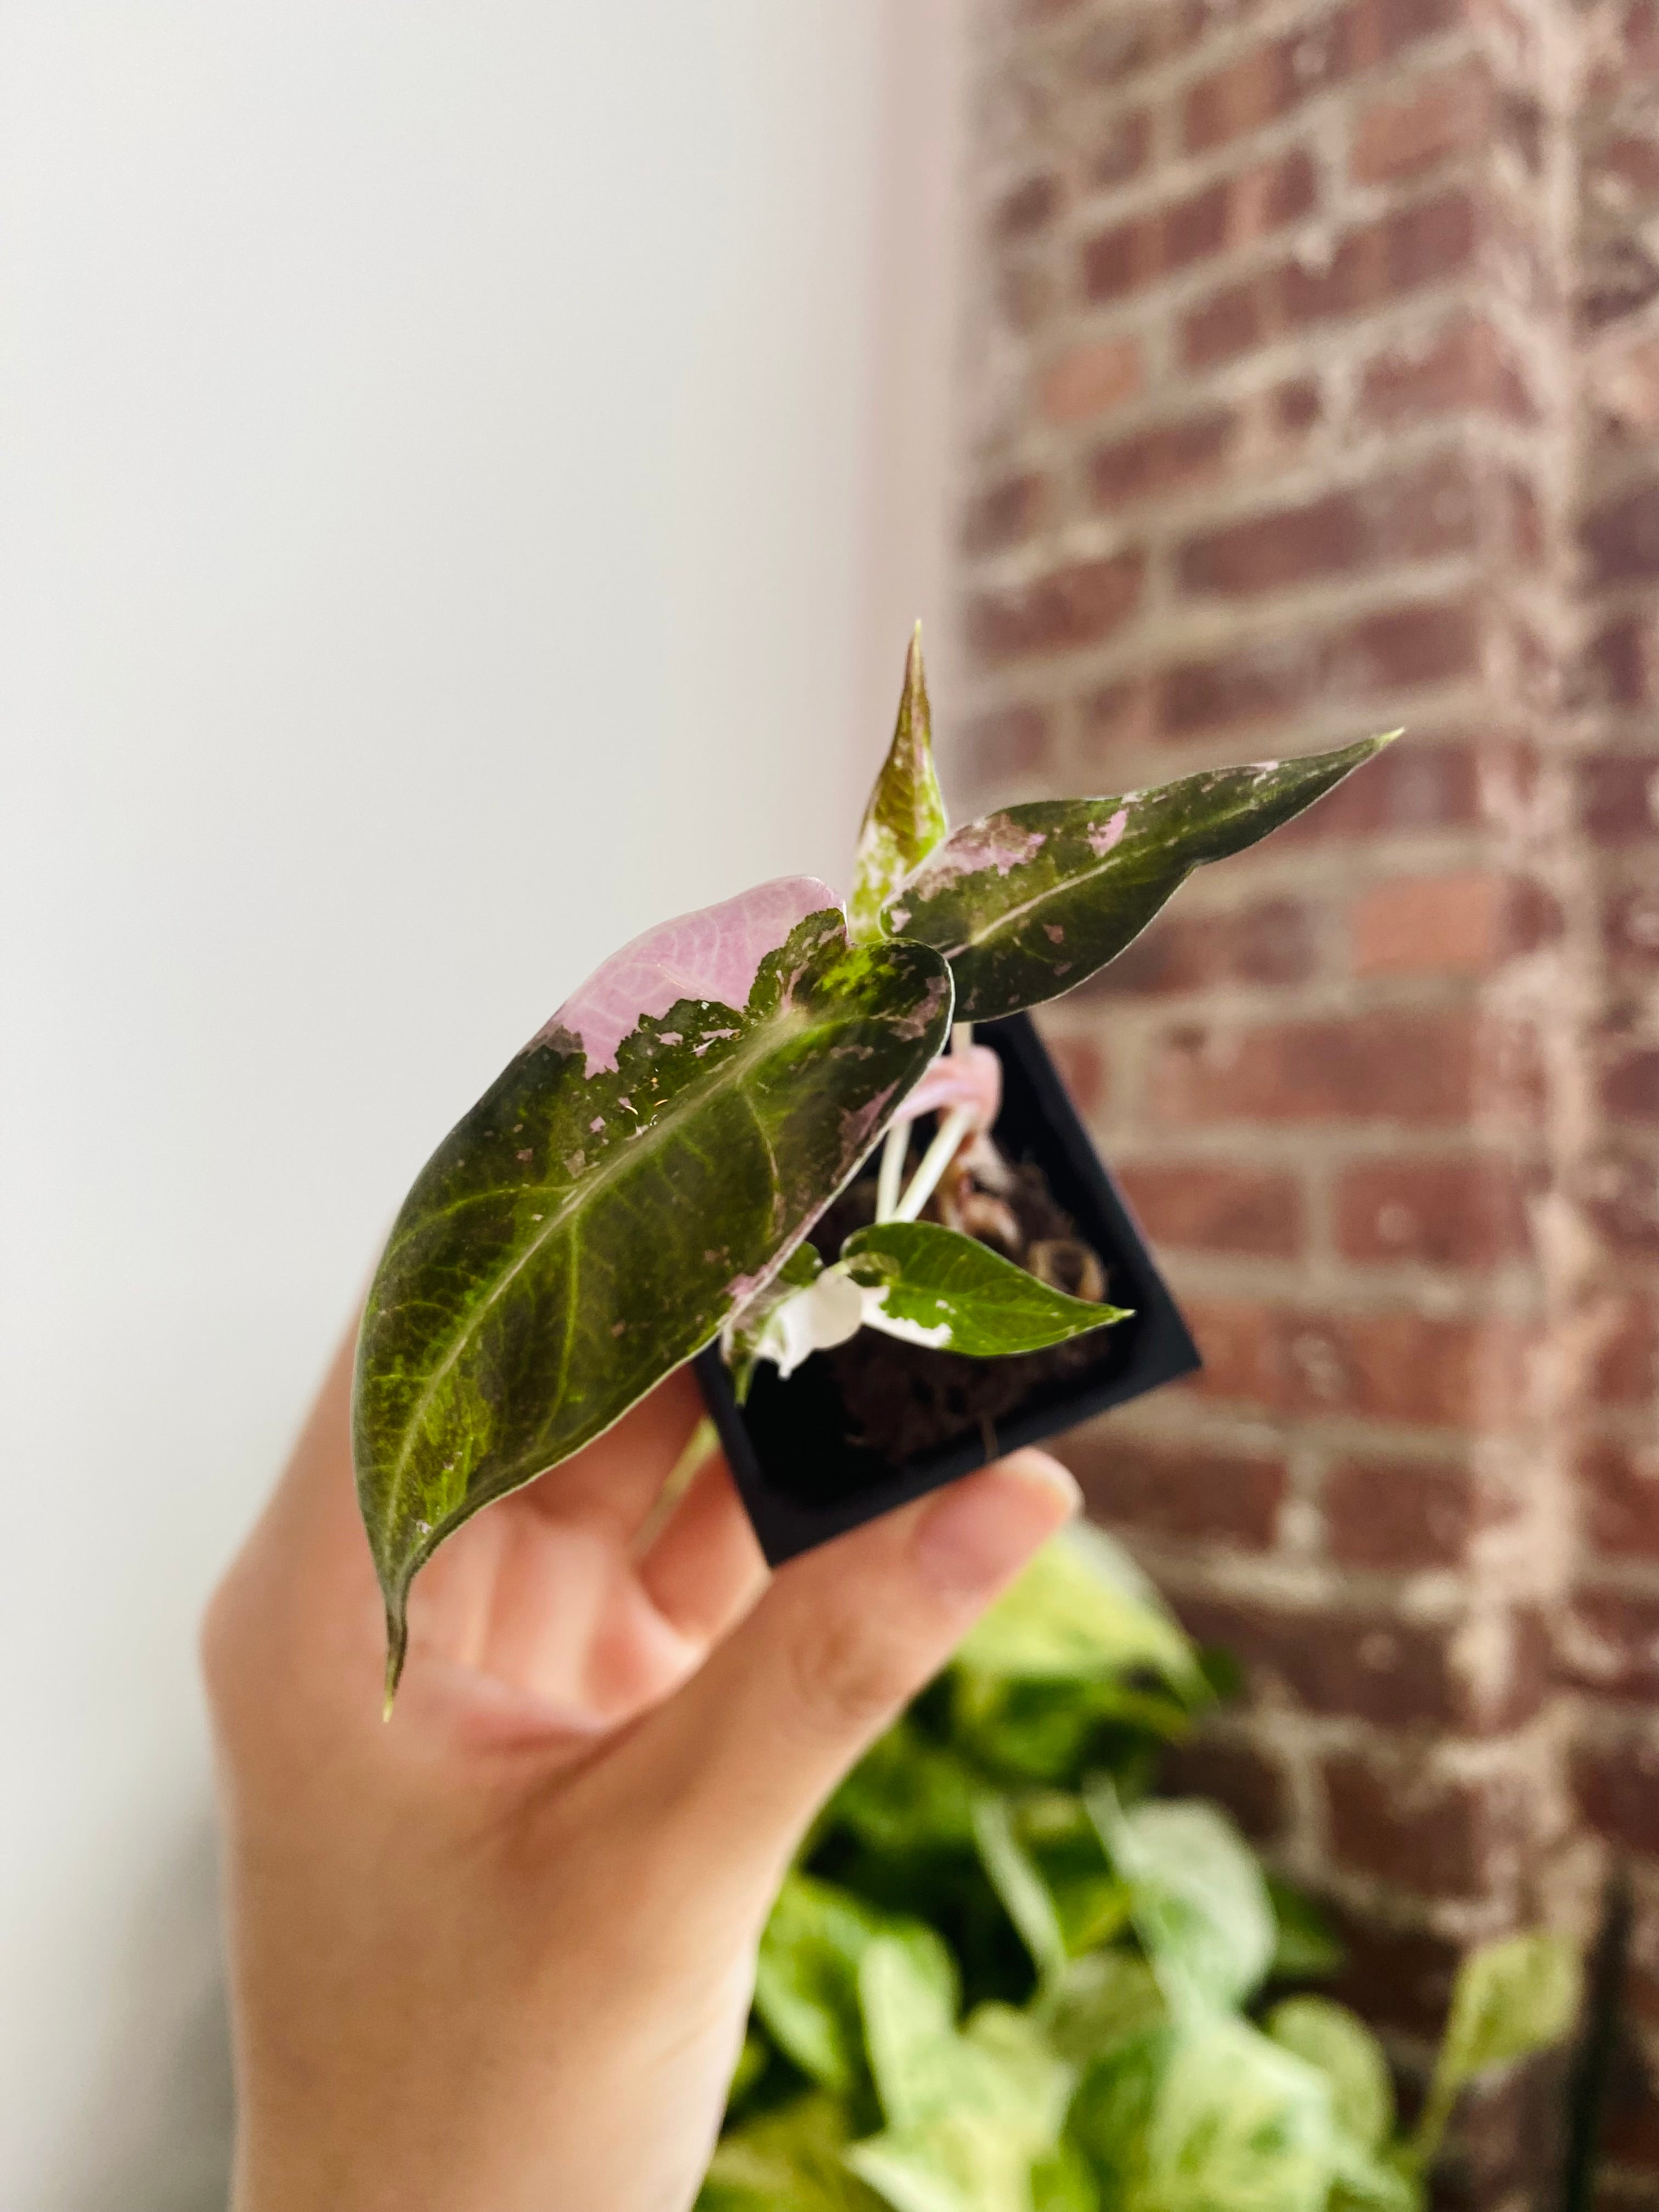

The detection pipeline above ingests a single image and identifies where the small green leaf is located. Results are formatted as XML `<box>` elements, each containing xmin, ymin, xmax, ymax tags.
<box><xmin>701</xmin><ymin>2094</ymin><xmax>885</xmax><ymax>2211</ymax></box>
<box><xmin>1091</xmin><ymin>1790</ymin><xmax>1277</xmax><ymax>2015</ymax></box>
<box><xmin>1031</xmin><ymin>2140</ymin><xmax>1102</xmax><ymax>2212</ymax></box>
<box><xmin>850</xmin><ymin>625</ymin><xmax>950</xmax><ymax>944</ymax></box>
<box><xmin>1266</xmin><ymin>1997</ymin><xmax>1394</xmax><ymax>2153</ymax></box>
<box><xmin>825</xmin><ymin>1719</ymin><xmax>981</xmax><ymax>1854</ymax></box>
<box><xmin>1412</xmin><ymin>1932</ymin><xmax>1581</xmax><ymax>2168</ymax></box>
<box><xmin>843</xmin><ymin>1220</ymin><xmax>1129</xmax><ymax>1359</ymax></box>
<box><xmin>1268</xmin><ymin>1878</ymin><xmax>1345</xmax><ymax>1982</ymax></box>
<box><xmin>974</xmin><ymin>1796</ymin><xmax>1068</xmax><ymax>1987</ymax></box>
<box><xmin>354</xmin><ymin>889</ymin><xmax>953</xmax><ymax>1697</ymax></box>
<box><xmin>882</xmin><ymin>737</ymin><xmax>1395</xmax><ymax>1020</ymax></box>
<box><xmin>1041</xmin><ymin>1949</ymin><xmax>1167</xmax><ymax>2066</ymax></box>
<box><xmin>755</xmin><ymin>1872</ymin><xmax>890</xmax><ymax>2097</ymax></box>
<box><xmin>955</xmin><ymin>1525</ymin><xmax>1207</xmax><ymax>1702</ymax></box>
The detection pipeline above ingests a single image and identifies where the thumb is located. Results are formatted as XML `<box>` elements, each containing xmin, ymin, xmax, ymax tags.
<box><xmin>606</xmin><ymin>1450</ymin><xmax>1080</xmax><ymax>1903</ymax></box>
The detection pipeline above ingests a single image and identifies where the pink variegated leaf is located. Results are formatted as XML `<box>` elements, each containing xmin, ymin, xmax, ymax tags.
<box><xmin>354</xmin><ymin>881</ymin><xmax>952</xmax><ymax>1701</ymax></box>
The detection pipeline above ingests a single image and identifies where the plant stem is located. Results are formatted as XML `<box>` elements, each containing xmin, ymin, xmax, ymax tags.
<box><xmin>895</xmin><ymin>1105</ymin><xmax>974</xmax><ymax>1223</ymax></box>
<box><xmin>876</xmin><ymin>1119</ymin><xmax>909</xmax><ymax>1224</ymax></box>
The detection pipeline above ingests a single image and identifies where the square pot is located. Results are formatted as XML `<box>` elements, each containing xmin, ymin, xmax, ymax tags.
<box><xmin>696</xmin><ymin>1012</ymin><xmax>1201</xmax><ymax>1565</ymax></box>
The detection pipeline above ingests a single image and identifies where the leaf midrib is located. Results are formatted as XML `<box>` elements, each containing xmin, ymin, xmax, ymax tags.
<box><xmin>373</xmin><ymin>1002</ymin><xmax>813</xmax><ymax>1562</ymax></box>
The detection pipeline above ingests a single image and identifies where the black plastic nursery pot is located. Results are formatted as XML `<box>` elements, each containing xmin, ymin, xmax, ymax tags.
<box><xmin>697</xmin><ymin>1012</ymin><xmax>1201</xmax><ymax>1566</ymax></box>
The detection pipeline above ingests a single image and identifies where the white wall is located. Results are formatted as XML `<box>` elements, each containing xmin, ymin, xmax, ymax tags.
<box><xmin>0</xmin><ymin>5</ymin><xmax>963</xmax><ymax>2200</ymax></box>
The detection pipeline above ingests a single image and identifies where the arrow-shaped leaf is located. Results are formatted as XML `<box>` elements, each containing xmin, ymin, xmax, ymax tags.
<box><xmin>354</xmin><ymin>883</ymin><xmax>953</xmax><ymax>1700</ymax></box>
<box><xmin>849</xmin><ymin>625</ymin><xmax>950</xmax><ymax>945</ymax></box>
<box><xmin>881</xmin><ymin>736</ymin><xmax>1395</xmax><ymax>1020</ymax></box>
<box><xmin>843</xmin><ymin>1220</ymin><xmax>1128</xmax><ymax>1358</ymax></box>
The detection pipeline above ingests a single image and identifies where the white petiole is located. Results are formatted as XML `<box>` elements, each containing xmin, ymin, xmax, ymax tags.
<box><xmin>875</xmin><ymin>1118</ymin><xmax>909</xmax><ymax>1224</ymax></box>
<box><xmin>893</xmin><ymin>1105</ymin><xmax>974</xmax><ymax>1224</ymax></box>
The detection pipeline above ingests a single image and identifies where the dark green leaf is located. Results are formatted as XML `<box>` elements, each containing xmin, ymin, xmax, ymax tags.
<box><xmin>354</xmin><ymin>890</ymin><xmax>952</xmax><ymax>1697</ymax></box>
<box><xmin>849</xmin><ymin>625</ymin><xmax>950</xmax><ymax>944</ymax></box>
<box><xmin>974</xmin><ymin>1797</ymin><xmax>1068</xmax><ymax>1987</ymax></box>
<box><xmin>882</xmin><ymin>737</ymin><xmax>1395</xmax><ymax>1020</ymax></box>
<box><xmin>826</xmin><ymin>1720</ymin><xmax>982</xmax><ymax>1855</ymax></box>
<box><xmin>1267</xmin><ymin>1879</ymin><xmax>1345</xmax><ymax>1982</ymax></box>
<box><xmin>843</xmin><ymin>1220</ymin><xmax>1128</xmax><ymax>1359</ymax></box>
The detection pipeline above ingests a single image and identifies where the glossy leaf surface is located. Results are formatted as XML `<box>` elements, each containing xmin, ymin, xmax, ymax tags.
<box><xmin>882</xmin><ymin>737</ymin><xmax>1393</xmax><ymax>1020</ymax></box>
<box><xmin>1266</xmin><ymin>1998</ymin><xmax>1394</xmax><ymax>2153</ymax></box>
<box><xmin>843</xmin><ymin>1221</ymin><xmax>1129</xmax><ymax>1359</ymax></box>
<box><xmin>355</xmin><ymin>887</ymin><xmax>952</xmax><ymax>1695</ymax></box>
<box><xmin>849</xmin><ymin>625</ymin><xmax>950</xmax><ymax>944</ymax></box>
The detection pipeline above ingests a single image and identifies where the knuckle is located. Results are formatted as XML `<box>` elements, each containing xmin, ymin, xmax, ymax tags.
<box><xmin>783</xmin><ymin>1604</ymin><xmax>919</xmax><ymax>1744</ymax></box>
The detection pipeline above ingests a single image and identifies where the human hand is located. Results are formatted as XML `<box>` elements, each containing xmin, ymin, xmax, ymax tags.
<box><xmin>202</xmin><ymin>1321</ymin><xmax>1079</xmax><ymax>2212</ymax></box>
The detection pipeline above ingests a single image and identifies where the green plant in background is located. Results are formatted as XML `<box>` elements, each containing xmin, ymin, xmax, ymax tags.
<box><xmin>699</xmin><ymin>1527</ymin><xmax>1582</xmax><ymax>2212</ymax></box>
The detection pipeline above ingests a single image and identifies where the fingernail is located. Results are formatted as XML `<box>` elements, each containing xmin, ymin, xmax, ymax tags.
<box><xmin>910</xmin><ymin>1453</ymin><xmax>1081</xmax><ymax>1600</ymax></box>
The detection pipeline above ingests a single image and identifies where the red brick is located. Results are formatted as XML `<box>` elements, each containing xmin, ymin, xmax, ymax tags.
<box><xmin>1116</xmin><ymin>1160</ymin><xmax>1304</xmax><ymax>1257</ymax></box>
<box><xmin>1324</xmin><ymin>1752</ymin><xmax>1530</xmax><ymax>1895</ymax></box>
<box><xmin>1584</xmin><ymin>479</ymin><xmax>1659</xmax><ymax>584</ymax></box>
<box><xmin>1065</xmin><ymin>1429</ymin><xmax>1286</xmax><ymax>1549</ymax></box>
<box><xmin>1081</xmin><ymin>895</ymin><xmax>1316</xmax><ymax>997</ymax></box>
<box><xmin>1041</xmin><ymin>1029</ymin><xmax>1107</xmax><ymax>1116</ymax></box>
<box><xmin>1082</xmin><ymin>148</ymin><xmax>1315</xmax><ymax>305</ymax></box>
<box><xmin>967</xmin><ymin>551</ymin><xmax>1145</xmax><ymax>662</ymax></box>
<box><xmin>962</xmin><ymin>471</ymin><xmax>1048</xmax><ymax>556</ymax></box>
<box><xmin>994</xmin><ymin>172</ymin><xmax>1061</xmax><ymax>242</ymax></box>
<box><xmin>1077</xmin><ymin>674</ymin><xmax>1156</xmax><ymax>760</ymax></box>
<box><xmin>1181</xmin><ymin>1294</ymin><xmax>1532</xmax><ymax>1429</ymax></box>
<box><xmin>1573</xmin><ymin>1724</ymin><xmax>1659</xmax><ymax>1853</ymax></box>
<box><xmin>1180</xmin><ymin>191</ymin><xmax>1482</xmax><ymax>368</ymax></box>
<box><xmin>1606</xmin><ymin>885</ymin><xmax>1659</xmax><ymax>968</ymax></box>
<box><xmin>1174</xmin><ymin>1592</ymin><xmax>1533</xmax><ymax>1730</ymax></box>
<box><xmin>1088</xmin><ymin>408</ymin><xmax>1239</xmax><ymax>511</ymax></box>
<box><xmin>1272</xmin><ymin>374</ymin><xmax>1322</xmax><ymax>434</ymax></box>
<box><xmin>1350</xmin><ymin>870</ymin><xmax>1559</xmax><ymax>977</ymax></box>
<box><xmin>1602</xmin><ymin>1045</ymin><xmax>1659</xmax><ymax>1122</ymax></box>
<box><xmin>1177</xmin><ymin>455</ymin><xmax>1480</xmax><ymax>599</ymax></box>
<box><xmin>1578</xmin><ymin>752</ymin><xmax>1659</xmax><ymax>844</ymax></box>
<box><xmin>1182</xmin><ymin>19</ymin><xmax>1351</xmax><ymax>153</ymax></box>
<box><xmin>1358</xmin><ymin>313</ymin><xmax>1538</xmax><ymax>426</ymax></box>
<box><xmin>1580</xmin><ymin>1141</ymin><xmax>1659</xmax><ymax>1256</ymax></box>
<box><xmin>1039</xmin><ymin>335</ymin><xmax>1144</xmax><ymax>425</ymax></box>
<box><xmin>1324</xmin><ymin>1452</ymin><xmax>1510</xmax><ymax>1569</ymax></box>
<box><xmin>962</xmin><ymin>703</ymin><xmax>1050</xmax><ymax>786</ymax></box>
<box><xmin>1325</xmin><ymin>1910</ymin><xmax>1460</xmax><ymax>2040</ymax></box>
<box><xmin>1327</xmin><ymin>594</ymin><xmax>1485</xmax><ymax>694</ymax></box>
<box><xmin>1156</xmin><ymin>1735</ymin><xmax>1289</xmax><ymax>1844</ymax></box>
<box><xmin>1562</xmin><ymin>1586</ymin><xmax>1659</xmax><ymax>1696</ymax></box>
<box><xmin>1089</xmin><ymin>108</ymin><xmax>1152</xmax><ymax>189</ymax></box>
<box><xmin>1158</xmin><ymin>633</ymin><xmax>1321</xmax><ymax>737</ymax></box>
<box><xmin>1334</xmin><ymin>1157</ymin><xmax>1534</xmax><ymax>1267</ymax></box>
<box><xmin>1582</xmin><ymin>1436</ymin><xmax>1659</xmax><ymax>1558</ymax></box>
<box><xmin>1588</xmin><ymin>1296</ymin><xmax>1659</xmax><ymax>1403</ymax></box>
<box><xmin>1148</xmin><ymin>1008</ymin><xmax>1480</xmax><ymax>1126</ymax></box>
<box><xmin>1350</xmin><ymin>58</ymin><xmax>1493</xmax><ymax>184</ymax></box>
<box><xmin>1584</xmin><ymin>611</ymin><xmax>1659</xmax><ymax>707</ymax></box>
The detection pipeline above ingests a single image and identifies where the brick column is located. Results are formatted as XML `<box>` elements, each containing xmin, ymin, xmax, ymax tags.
<box><xmin>949</xmin><ymin>2</ymin><xmax>1648</xmax><ymax>2200</ymax></box>
<box><xmin>1560</xmin><ymin>3</ymin><xmax>1659</xmax><ymax>2194</ymax></box>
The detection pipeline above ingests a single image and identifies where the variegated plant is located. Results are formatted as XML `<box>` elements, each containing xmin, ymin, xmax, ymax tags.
<box><xmin>355</xmin><ymin>626</ymin><xmax>1393</xmax><ymax>1696</ymax></box>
